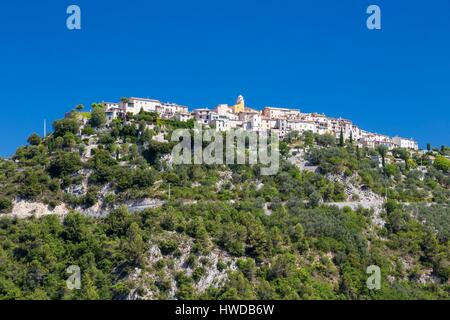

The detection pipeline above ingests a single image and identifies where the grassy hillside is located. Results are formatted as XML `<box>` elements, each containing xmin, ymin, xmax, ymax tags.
<box><xmin>0</xmin><ymin>108</ymin><xmax>449</xmax><ymax>300</ymax></box>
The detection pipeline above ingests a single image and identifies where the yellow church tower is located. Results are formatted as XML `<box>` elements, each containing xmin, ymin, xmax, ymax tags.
<box><xmin>233</xmin><ymin>95</ymin><xmax>245</xmax><ymax>113</ymax></box>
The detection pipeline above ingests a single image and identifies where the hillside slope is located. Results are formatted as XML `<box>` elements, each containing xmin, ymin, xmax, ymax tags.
<box><xmin>0</xmin><ymin>109</ymin><xmax>449</xmax><ymax>300</ymax></box>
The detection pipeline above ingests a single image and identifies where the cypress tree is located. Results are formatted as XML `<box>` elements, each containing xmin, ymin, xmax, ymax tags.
<box><xmin>339</xmin><ymin>128</ymin><xmax>344</xmax><ymax>147</ymax></box>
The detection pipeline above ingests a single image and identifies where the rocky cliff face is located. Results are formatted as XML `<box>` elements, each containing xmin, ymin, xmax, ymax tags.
<box><xmin>6</xmin><ymin>197</ymin><xmax>165</xmax><ymax>219</ymax></box>
<box><xmin>127</xmin><ymin>233</ymin><xmax>237</xmax><ymax>300</ymax></box>
<box><xmin>325</xmin><ymin>173</ymin><xmax>386</xmax><ymax>228</ymax></box>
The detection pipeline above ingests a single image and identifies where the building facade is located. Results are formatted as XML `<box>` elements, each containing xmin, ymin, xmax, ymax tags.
<box><xmin>98</xmin><ymin>95</ymin><xmax>418</xmax><ymax>150</ymax></box>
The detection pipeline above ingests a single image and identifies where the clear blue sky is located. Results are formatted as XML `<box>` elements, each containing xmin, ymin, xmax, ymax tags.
<box><xmin>0</xmin><ymin>0</ymin><xmax>449</xmax><ymax>157</ymax></box>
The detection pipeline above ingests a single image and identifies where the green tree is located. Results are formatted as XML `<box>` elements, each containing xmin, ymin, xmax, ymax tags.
<box><xmin>303</xmin><ymin>131</ymin><xmax>314</xmax><ymax>147</ymax></box>
<box><xmin>309</xmin><ymin>191</ymin><xmax>322</xmax><ymax>208</ymax></box>
<box><xmin>141</xmin><ymin>128</ymin><xmax>155</xmax><ymax>144</ymax></box>
<box><xmin>63</xmin><ymin>212</ymin><xmax>91</xmax><ymax>242</ymax></box>
<box><xmin>55</xmin><ymin>136</ymin><xmax>64</xmax><ymax>149</ymax></box>
<box><xmin>63</xmin><ymin>132</ymin><xmax>77</xmax><ymax>149</ymax></box>
<box><xmin>292</xmin><ymin>223</ymin><xmax>309</xmax><ymax>252</ymax></box>
<box><xmin>434</xmin><ymin>155</ymin><xmax>450</xmax><ymax>172</ymax></box>
<box><xmin>82</xmin><ymin>125</ymin><xmax>95</xmax><ymax>136</ymax></box>
<box><xmin>90</xmin><ymin>104</ymin><xmax>107</xmax><ymax>128</ymax></box>
<box><xmin>126</xmin><ymin>222</ymin><xmax>145</xmax><ymax>267</ymax></box>
<box><xmin>106</xmin><ymin>206</ymin><xmax>131</xmax><ymax>236</ymax></box>
<box><xmin>316</xmin><ymin>134</ymin><xmax>336</xmax><ymax>147</ymax></box>
<box><xmin>376</xmin><ymin>145</ymin><xmax>388</xmax><ymax>168</ymax></box>
<box><xmin>53</xmin><ymin>117</ymin><xmax>80</xmax><ymax>138</ymax></box>
<box><xmin>339</xmin><ymin>128</ymin><xmax>344</xmax><ymax>147</ymax></box>
<box><xmin>0</xmin><ymin>196</ymin><xmax>12</xmax><ymax>213</ymax></box>
<box><xmin>220</xmin><ymin>272</ymin><xmax>255</xmax><ymax>299</ymax></box>
<box><xmin>176</xmin><ymin>272</ymin><xmax>195</xmax><ymax>299</ymax></box>
<box><xmin>138</xmin><ymin>120</ymin><xmax>146</xmax><ymax>135</ymax></box>
<box><xmin>81</xmin><ymin>273</ymin><xmax>100</xmax><ymax>300</ymax></box>
<box><xmin>268</xmin><ymin>253</ymin><xmax>296</xmax><ymax>280</ymax></box>
<box><xmin>384</xmin><ymin>164</ymin><xmax>399</xmax><ymax>177</ymax></box>
<box><xmin>27</xmin><ymin>133</ymin><xmax>42</xmax><ymax>146</ymax></box>
<box><xmin>48</xmin><ymin>152</ymin><xmax>82</xmax><ymax>177</ymax></box>
<box><xmin>236</xmin><ymin>258</ymin><xmax>256</xmax><ymax>281</ymax></box>
<box><xmin>394</xmin><ymin>148</ymin><xmax>411</xmax><ymax>171</ymax></box>
<box><xmin>130</xmin><ymin>144</ymin><xmax>139</xmax><ymax>161</ymax></box>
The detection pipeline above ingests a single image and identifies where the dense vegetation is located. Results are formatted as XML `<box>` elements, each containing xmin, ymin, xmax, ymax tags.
<box><xmin>0</xmin><ymin>107</ymin><xmax>449</xmax><ymax>300</ymax></box>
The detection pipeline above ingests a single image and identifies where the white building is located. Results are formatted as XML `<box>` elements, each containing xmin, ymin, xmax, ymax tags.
<box><xmin>192</xmin><ymin>109</ymin><xmax>212</xmax><ymax>125</ymax></box>
<box><xmin>287</xmin><ymin>120</ymin><xmax>317</xmax><ymax>133</ymax></box>
<box><xmin>359</xmin><ymin>131</ymin><xmax>396</xmax><ymax>149</ymax></box>
<box><xmin>120</xmin><ymin>97</ymin><xmax>161</xmax><ymax>115</ymax></box>
<box><xmin>157</xmin><ymin>102</ymin><xmax>189</xmax><ymax>119</ymax></box>
<box><xmin>175</xmin><ymin>112</ymin><xmax>193</xmax><ymax>122</ymax></box>
<box><xmin>96</xmin><ymin>95</ymin><xmax>419</xmax><ymax>151</ymax></box>
<box><xmin>102</xmin><ymin>102</ymin><xmax>125</xmax><ymax>122</ymax></box>
<box><xmin>393</xmin><ymin>136</ymin><xmax>419</xmax><ymax>150</ymax></box>
<box><xmin>211</xmin><ymin>114</ymin><xmax>231</xmax><ymax>131</ymax></box>
<box><xmin>213</xmin><ymin>104</ymin><xmax>234</xmax><ymax>116</ymax></box>
<box><xmin>102</xmin><ymin>102</ymin><xmax>120</xmax><ymax>109</ymax></box>
<box><xmin>105</xmin><ymin>108</ymin><xmax>125</xmax><ymax>122</ymax></box>
<box><xmin>350</xmin><ymin>125</ymin><xmax>362</xmax><ymax>141</ymax></box>
<box><xmin>116</xmin><ymin>97</ymin><xmax>190</xmax><ymax>119</ymax></box>
<box><xmin>262</xmin><ymin>106</ymin><xmax>300</xmax><ymax>119</ymax></box>
<box><xmin>302</xmin><ymin>113</ymin><xmax>329</xmax><ymax>135</ymax></box>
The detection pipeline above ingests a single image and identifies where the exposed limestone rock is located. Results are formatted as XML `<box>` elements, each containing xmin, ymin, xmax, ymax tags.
<box><xmin>8</xmin><ymin>199</ymin><xmax>68</xmax><ymax>219</ymax></box>
<box><xmin>288</xmin><ymin>149</ymin><xmax>319</xmax><ymax>173</ymax></box>
<box><xmin>125</xmin><ymin>198</ymin><xmax>166</xmax><ymax>213</ymax></box>
<box><xmin>5</xmin><ymin>197</ymin><xmax>165</xmax><ymax>220</ymax></box>
<box><xmin>128</xmin><ymin>234</ymin><xmax>237</xmax><ymax>300</ymax></box>
<box><xmin>287</xmin><ymin>149</ymin><xmax>386</xmax><ymax>228</ymax></box>
<box><xmin>64</xmin><ymin>169</ymin><xmax>91</xmax><ymax>196</ymax></box>
<box><xmin>325</xmin><ymin>174</ymin><xmax>386</xmax><ymax>228</ymax></box>
<box><xmin>263</xmin><ymin>202</ymin><xmax>273</xmax><ymax>216</ymax></box>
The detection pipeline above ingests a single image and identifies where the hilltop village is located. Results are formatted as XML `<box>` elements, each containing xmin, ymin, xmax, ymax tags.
<box><xmin>1</xmin><ymin>95</ymin><xmax>449</xmax><ymax>301</ymax></box>
<box><xmin>98</xmin><ymin>95</ymin><xmax>418</xmax><ymax>150</ymax></box>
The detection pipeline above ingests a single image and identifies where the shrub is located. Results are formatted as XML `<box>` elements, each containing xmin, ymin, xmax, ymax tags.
<box><xmin>434</xmin><ymin>156</ymin><xmax>450</xmax><ymax>173</ymax></box>
<box><xmin>0</xmin><ymin>196</ymin><xmax>12</xmax><ymax>213</ymax></box>
<box><xmin>82</xmin><ymin>125</ymin><xmax>95</xmax><ymax>135</ymax></box>
<box><xmin>159</xmin><ymin>239</ymin><xmax>179</xmax><ymax>256</ymax></box>
<box><xmin>53</xmin><ymin>117</ymin><xmax>81</xmax><ymax>138</ymax></box>
<box><xmin>48</xmin><ymin>152</ymin><xmax>82</xmax><ymax>178</ymax></box>
<box><xmin>27</xmin><ymin>133</ymin><xmax>42</xmax><ymax>146</ymax></box>
<box><xmin>90</xmin><ymin>104</ymin><xmax>107</xmax><ymax>128</ymax></box>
